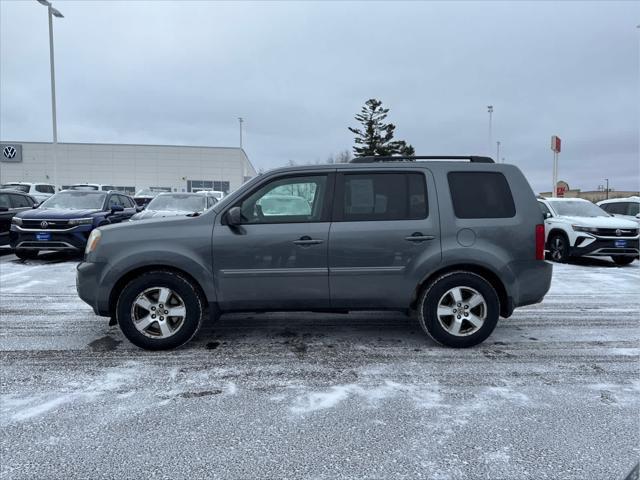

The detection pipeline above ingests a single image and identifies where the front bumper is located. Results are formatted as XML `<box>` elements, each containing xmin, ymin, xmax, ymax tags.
<box><xmin>76</xmin><ymin>261</ymin><xmax>110</xmax><ymax>316</ymax></box>
<box><xmin>10</xmin><ymin>224</ymin><xmax>93</xmax><ymax>251</ymax></box>
<box><xmin>571</xmin><ymin>237</ymin><xmax>639</xmax><ymax>258</ymax></box>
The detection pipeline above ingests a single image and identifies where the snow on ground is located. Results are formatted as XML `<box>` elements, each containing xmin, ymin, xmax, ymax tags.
<box><xmin>0</xmin><ymin>252</ymin><xmax>638</xmax><ymax>479</ymax></box>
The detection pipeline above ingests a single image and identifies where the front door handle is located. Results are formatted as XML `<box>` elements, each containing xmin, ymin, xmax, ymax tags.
<box><xmin>293</xmin><ymin>236</ymin><xmax>324</xmax><ymax>246</ymax></box>
<box><xmin>405</xmin><ymin>232</ymin><xmax>435</xmax><ymax>242</ymax></box>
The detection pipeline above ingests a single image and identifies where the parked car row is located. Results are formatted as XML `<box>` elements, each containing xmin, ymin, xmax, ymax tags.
<box><xmin>5</xmin><ymin>189</ymin><xmax>218</xmax><ymax>259</ymax></box>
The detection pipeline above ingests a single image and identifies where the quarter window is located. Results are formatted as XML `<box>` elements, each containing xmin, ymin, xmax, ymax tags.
<box><xmin>337</xmin><ymin>172</ymin><xmax>427</xmax><ymax>222</ymax></box>
<box><xmin>448</xmin><ymin>172</ymin><xmax>515</xmax><ymax>219</ymax></box>
<box><xmin>237</xmin><ymin>175</ymin><xmax>327</xmax><ymax>224</ymax></box>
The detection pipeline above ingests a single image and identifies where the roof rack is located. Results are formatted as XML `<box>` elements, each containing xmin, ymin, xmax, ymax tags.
<box><xmin>349</xmin><ymin>155</ymin><xmax>495</xmax><ymax>164</ymax></box>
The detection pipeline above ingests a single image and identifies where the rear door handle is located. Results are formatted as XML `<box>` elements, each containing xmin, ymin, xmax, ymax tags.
<box><xmin>293</xmin><ymin>236</ymin><xmax>324</xmax><ymax>246</ymax></box>
<box><xmin>405</xmin><ymin>232</ymin><xmax>435</xmax><ymax>242</ymax></box>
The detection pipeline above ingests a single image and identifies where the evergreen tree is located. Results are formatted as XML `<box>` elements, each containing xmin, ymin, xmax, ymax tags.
<box><xmin>348</xmin><ymin>99</ymin><xmax>415</xmax><ymax>157</ymax></box>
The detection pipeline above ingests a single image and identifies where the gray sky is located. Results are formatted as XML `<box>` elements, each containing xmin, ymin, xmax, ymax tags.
<box><xmin>1</xmin><ymin>0</ymin><xmax>638</xmax><ymax>193</ymax></box>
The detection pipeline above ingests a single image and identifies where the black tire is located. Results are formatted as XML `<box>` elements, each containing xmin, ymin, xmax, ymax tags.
<box><xmin>116</xmin><ymin>270</ymin><xmax>204</xmax><ymax>350</ymax></box>
<box><xmin>417</xmin><ymin>271</ymin><xmax>500</xmax><ymax>348</ymax></box>
<box><xmin>612</xmin><ymin>256</ymin><xmax>636</xmax><ymax>266</ymax></box>
<box><xmin>547</xmin><ymin>232</ymin><xmax>570</xmax><ymax>263</ymax></box>
<box><xmin>15</xmin><ymin>249</ymin><xmax>39</xmax><ymax>260</ymax></box>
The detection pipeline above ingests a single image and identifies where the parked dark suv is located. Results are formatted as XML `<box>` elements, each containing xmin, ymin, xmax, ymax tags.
<box><xmin>10</xmin><ymin>189</ymin><xmax>137</xmax><ymax>259</ymax></box>
<box><xmin>0</xmin><ymin>189</ymin><xmax>37</xmax><ymax>246</ymax></box>
<box><xmin>77</xmin><ymin>156</ymin><xmax>552</xmax><ymax>350</ymax></box>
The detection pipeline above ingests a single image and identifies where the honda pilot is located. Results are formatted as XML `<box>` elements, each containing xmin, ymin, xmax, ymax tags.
<box><xmin>77</xmin><ymin>156</ymin><xmax>553</xmax><ymax>350</ymax></box>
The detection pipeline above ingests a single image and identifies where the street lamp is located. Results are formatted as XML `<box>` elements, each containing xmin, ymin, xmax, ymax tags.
<box><xmin>36</xmin><ymin>0</ymin><xmax>63</xmax><ymax>190</ymax></box>
<box><xmin>487</xmin><ymin>105</ymin><xmax>493</xmax><ymax>157</ymax></box>
<box><xmin>238</xmin><ymin>117</ymin><xmax>244</xmax><ymax>149</ymax></box>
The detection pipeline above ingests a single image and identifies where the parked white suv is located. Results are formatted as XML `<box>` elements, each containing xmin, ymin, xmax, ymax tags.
<box><xmin>597</xmin><ymin>196</ymin><xmax>640</xmax><ymax>225</ymax></box>
<box><xmin>537</xmin><ymin>197</ymin><xmax>639</xmax><ymax>265</ymax></box>
<box><xmin>0</xmin><ymin>182</ymin><xmax>55</xmax><ymax>203</ymax></box>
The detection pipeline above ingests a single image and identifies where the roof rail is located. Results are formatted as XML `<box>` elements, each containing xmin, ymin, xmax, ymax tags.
<box><xmin>349</xmin><ymin>155</ymin><xmax>495</xmax><ymax>164</ymax></box>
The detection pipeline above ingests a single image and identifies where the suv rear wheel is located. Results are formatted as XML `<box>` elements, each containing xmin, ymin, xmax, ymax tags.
<box><xmin>116</xmin><ymin>270</ymin><xmax>204</xmax><ymax>350</ymax></box>
<box><xmin>418</xmin><ymin>271</ymin><xmax>500</xmax><ymax>348</ymax></box>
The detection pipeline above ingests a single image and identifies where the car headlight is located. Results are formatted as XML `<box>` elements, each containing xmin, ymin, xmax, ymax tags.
<box><xmin>68</xmin><ymin>218</ymin><xmax>93</xmax><ymax>226</ymax></box>
<box><xmin>572</xmin><ymin>225</ymin><xmax>598</xmax><ymax>233</ymax></box>
<box><xmin>11</xmin><ymin>217</ymin><xmax>23</xmax><ymax>226</ymax></box>
<box><xmin>85</xmin><ymin>229</ymin><xmax>102</xmax><ymax>254</ymax></box>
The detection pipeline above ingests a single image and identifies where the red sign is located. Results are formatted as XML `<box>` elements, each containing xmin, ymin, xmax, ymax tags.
<box><xmin>551</xmin><ymin>135</ymin><xmax>561</xmax><ymax>153</ymax></box>
<box><xmin>556</xmin><ymin>185</ymin><xmax>566</xmax><ymax>197</ymax></box>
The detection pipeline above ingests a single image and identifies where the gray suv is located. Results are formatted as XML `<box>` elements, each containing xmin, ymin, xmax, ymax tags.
<box><xmin>77</xmin><ymin>156</ymin><xmax>552</xmax><ymax>350</ymax></box>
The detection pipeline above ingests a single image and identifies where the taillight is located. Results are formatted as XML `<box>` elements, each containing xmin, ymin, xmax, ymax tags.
<box><xmin>535</xmin><ymin>224</ymin><xmax>545</xmax><ymax>260</ymax></box>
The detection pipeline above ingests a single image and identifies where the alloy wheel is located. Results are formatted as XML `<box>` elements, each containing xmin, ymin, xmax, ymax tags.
<box><xmin>436</xmin><ymin>286</ymin><xmax>487</xmax><ymax>337</ymax></box>
<box><xmin>130</xmin><ymin>287</ymin><xmax>187</xmax><ymax>339</ymax></box>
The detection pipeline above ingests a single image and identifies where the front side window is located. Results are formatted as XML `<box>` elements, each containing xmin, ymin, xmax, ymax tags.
<box><xmin>627</xmin><ymin>203</ymin><xmax>639</xmax><ymax>216</ymax></box>
<box><xmin>10</xmin><ymin>194</ymin><xmax>32</xmax><ymax>208</ymax></box>
<box><xmin>238</xmin><ymin>175</ymin><xmax>327</xmax><ymax>224</ymax></box>
<box><xmin>448</xmin><ymin>172</ymin><xmax>515</xmax><ymax>219</ymax></box>
<box><xmin>337</xmin><ymin>172</ymin><xmax>427</xmax><ymax>222</ymax></box>
<box><xmin>0</xmin><ymin>194</ymin><xmax>11</xmax><ymax>208</ymax></box>
<box><xmin>36</xmin><ymin>185</ymin><xmax>55</xmax><ymax>194</ymax></box>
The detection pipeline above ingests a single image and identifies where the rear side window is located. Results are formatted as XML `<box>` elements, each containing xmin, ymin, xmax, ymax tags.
<box><xmin>601</xmin><ymin>202</ymin><xmax>626</xmax><ymax>215</ymax></box>
<box><xmin>448</xmin><ymin>172</ymin><xmax>515</xmax><ymax>219</ymax></box>
<box><xmin>338</xmin><ymin>172</ymin><xmax>427</xmax><ymax>221</ymax></box>
<box><xmin>628</xmin><ymin>203</ymin><xmax>639</xmax><ymax>216</ymax></box>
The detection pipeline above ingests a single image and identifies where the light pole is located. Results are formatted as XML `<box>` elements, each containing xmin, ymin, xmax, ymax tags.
<box><xmin>605</xmin><ymin>178</ymin><xmax>609</xmax><ymax>200</ymax></box>
<box><xmin>487</xmin><ymin>105</ymin><xmax>493</xmax><ymax>157</ymax></box>
<box><xmin>37</xmin><ymin>0</ymin><xmax>63</xmax><ymax>190</ymax></box>
<box><xmin>496</xmin><ymin>141</ymin><xmax>501</xmax><ymax>164</ymax></box>
<box><xmin>238</xmin><ymin>117</ymin><xmax>244</xmax><ymax>149</ymax></box>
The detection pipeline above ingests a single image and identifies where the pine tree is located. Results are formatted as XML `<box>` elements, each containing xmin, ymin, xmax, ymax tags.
<box><xmin>348</xmin><ymin>99</ymin><xmax>415</xmax><ymax>157</ymax></box>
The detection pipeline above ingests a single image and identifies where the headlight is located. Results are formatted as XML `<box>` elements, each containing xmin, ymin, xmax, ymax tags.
<box><xmin>11</xmin><ymin>217</ymin><xmax>23</xmax><ymax>226</ymax></box>
<box><xmin>85</xmin><ymin>229</ymin><xmax>102</xmax><ymax>255</ymax></box>
<box><xmin>68</xmin><ymin>218</ymin><xmax>93</xmax><ymax>226</ymax></box>
<box><xmin>572</xmin><ymin>225</ymin><xmax>598</xmax><ymax>233</ymax></box>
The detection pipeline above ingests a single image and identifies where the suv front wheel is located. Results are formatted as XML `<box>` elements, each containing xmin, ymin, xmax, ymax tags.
<box><xmin>418</xmin><ymin>271</ymin><xmax>500</xmax><ymax>348</ymax></box>
<box><xmin>116</xmin><ymin>270</ymin><xmax>204</xmax><ymax>350</ymax></box>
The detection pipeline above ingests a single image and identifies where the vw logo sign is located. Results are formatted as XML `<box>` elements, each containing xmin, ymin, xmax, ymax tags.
<box><xmin>3</xmin><ymin>146</ymin><xmax>16</xmax><ymax>159</ymax></box>
<box><xmin>40</xmin><ymin>221</ymin><xmax>49</xmax><ymax>229</ymax></box>
<box><xmin>615</xmin><ymin>229</ymin><xmax>622</xmax><ymax>237</ymax></box>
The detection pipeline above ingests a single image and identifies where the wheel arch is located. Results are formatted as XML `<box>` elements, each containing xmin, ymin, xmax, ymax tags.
<box><xmin>108</xmin><ymin>265</ymin><xmax>207</xmax><ymax>318</ymax></box>
<box><xmin>547</xmin><ymin>228</ymin><xmax>570</xmax><ymax>246</ymax></box>
<box><xmin>410</xmin><ymin>263</ymin><xmax>512</xmax><ymax>318</ymax></box>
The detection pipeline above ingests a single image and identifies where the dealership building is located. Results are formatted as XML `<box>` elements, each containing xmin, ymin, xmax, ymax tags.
<box><xmin>0</xmin><ymin>141</ymin><xmax>257</xmax><ymax>196</ymax></box>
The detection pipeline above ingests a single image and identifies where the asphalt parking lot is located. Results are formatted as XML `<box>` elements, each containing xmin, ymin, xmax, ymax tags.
<box><xmin>0</xmin><ymin>252</ymin><xmax>638</xmax><ymax>479</ymax></box>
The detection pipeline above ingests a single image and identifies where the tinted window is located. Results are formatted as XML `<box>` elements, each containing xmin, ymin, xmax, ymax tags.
<box><xmin>10</xmin><ymin>194</ymin><xmax>33</xmax><ymax>208</ymax></box>
<box><xmin>1</xmin><ymin>184</ymin><xmax>29</xmax><ymax>193</ymax></box>
<box><xmin>238</xmin><ymin>175</ymin><xmax>327</xmax><ymax>224</ymax></box>
<box><xmin>36</xmin><ymin>185</ymin><xmax>55</xmax><ymax>194</ymax></box>
<box><xmin>338</xmin><ymin>173</ymin><xmax>427</xmax><ymax>222</ymax></box>
<box><xmin>0</xmin><ymin>194</ymin><xmax>10</xmax><ymax>208</ymax></box>
<box><xmin>628</xmin><ymin>203</ymin><xmax>639</xmax><ymax>216</ymax></box>
<box><xmin>601</xmin><ymin>202</ymin><xmax>626</xmax><ymax>215</ymax></box>
<box><xmin>448</xmin><ymin>172</ymin><xmax>515</xmax><ymax>219</ymax></box>
<box><xmin>538</xmin><ymin>202</ymin><xmax>551</xmax><ymax>216</ymax></box>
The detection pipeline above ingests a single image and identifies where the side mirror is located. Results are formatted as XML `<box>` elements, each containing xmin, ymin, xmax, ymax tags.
<box><xmin>110</xmin><ymin>204</ymin><xmax>124</xmax><ymax>213</ymax></box>
<box><xmin>226</xmin><ymin>206</ymin><xmax>243</xmax><ymax>226</ymax></box>
<box><xmin>544</xmin><ymin>212</ymin><xmax>552</xmax><ymax>219</ymax></box>
<box><xmin>0</xmin><ymin>206</ymin><xmax>8</xmax><ymax>212</ymax></box>
<box><xmin>636</xmin><ymin>213</ymin><xmax>640</xmax><ymax>219</ymax></box>
<box><xmin>32</xmin><ymin>202</ymin><xmax>41</xmax><ymax>209</ymax></box>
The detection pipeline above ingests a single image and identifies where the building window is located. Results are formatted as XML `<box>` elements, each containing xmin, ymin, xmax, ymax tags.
<box><xmin>187</xmin><ymin>180</ymin><xmax>230</xmax><ymax>194</ymax></box>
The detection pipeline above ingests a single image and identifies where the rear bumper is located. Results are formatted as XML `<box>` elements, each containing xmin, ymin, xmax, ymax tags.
<box><xmin>510</xmin><ymin>260</ymin><xmax>553</xmax><ymax>311</ymax></box>
<box><xmin>570</xmin><ymin>238</ymin><xmax>639</xmax><ymax>258</ymax></box>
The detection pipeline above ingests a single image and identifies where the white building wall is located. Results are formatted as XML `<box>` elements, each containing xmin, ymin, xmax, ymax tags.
<box><xmin>0</xmin><ymin>142</ymin><xmax>256</xmax><ymax>194</ymax></box>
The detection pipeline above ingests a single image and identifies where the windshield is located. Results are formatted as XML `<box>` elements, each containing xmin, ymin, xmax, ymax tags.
<box><xmin>548</xmin><ymin>200</ymin><xmax>609</xmax><ymax>218</ymax></box>
<box><xmin>147</xmin><ymin>194</ymin><xmax>206</xmax><ymax>212</ymax></box>
<box><xmin>41</xmin><ymin>191</ymin><xmax>107</xmax><ymax>210</ymax></box>
<box><xmin>1</xmin><ymin>184</ymin><xmax>29</xmax><ymax>193</ymax></box>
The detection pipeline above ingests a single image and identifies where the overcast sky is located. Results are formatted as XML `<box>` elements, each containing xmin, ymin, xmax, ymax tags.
<box><xmin>1</xmin><ymin>0</ymin><xmax>638</xmax><ymax>193</ymax></box>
